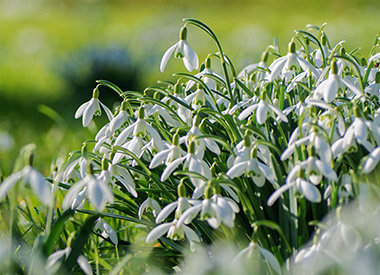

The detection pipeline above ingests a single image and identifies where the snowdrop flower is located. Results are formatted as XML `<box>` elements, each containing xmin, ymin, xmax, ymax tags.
<box><xmin>237</xmin><ymin>50</ymin><xmax>269</xmax><ymax>80</ymax></box>
<box><xmin>365</xmin><ymin>71</ymin><xmax>380</xmax><ymax>100</ymax></box>
<box><xmin>109</xmin><ymin>100</ymin><xmax>129</xmax><ymax>132</ymax></box>
<box><xmin>62</xmin><ymin>167</ymin><xmax>113</xmax><ymax>212</ymax></box>
<box><xmin>233</xmin><ymin>242</ymin><xmax>281</xmax><ymax>274</ymax></box>
<box><xmin>155</xmin><ymin>183</ymin><xmax>192</xmax><ymax>224</ymax></box>
<box><xmin>267</xmin><ymin>40</ymin><xmax>318</xmax><ymax>82</ymax></box>
<box><xmin>313</xmin><ymin>32</ymin><xmax>330</xmax><ymax>68</ymax></box>
<box><xmin>75</xmin><ymin>87</ymin><xmax>113</xmax><ymax>127</ymax></box>
<box><xmin>149</xmin><ymin>132</ymin><xmax>185</xmax><ymax>170</ymax></box>
<box><xmin>160</xmin><ymin>26</ymin><xmax>199</xmax><ymax>72</ymax></box>
<box><xmin>267</xmin><ymin>165</ymin><xmax>322</xmax><ymax>206</ymax></box>
<box><xmin>146</xmin><ymin>218</ymin><xmax>200</xmax><ymax>251</ymax></box>
<box><xmin>146</xmin><ymin>94</ymin><xmax>182</xmax><ymax>127</ymax></box>
<box><xmin>185</xmin><ymin>84</ymin><xmax>217</xmax><ymax>110</ymax></box>
<box><xmin>238</xmin><ymin>92</ymin><xmax>288</xmax><ymax>125</ymax></box>
<box><xmin>0</xmin><ymin>165</ymin><xmax>52</xmax><ymax>205</ymax></box>
<box><xmin>185</xmin><ymin>57</ymin><xmax>223</xmax><ymax>92</ymax></box>
<box><xmin>47</xmin><ymin>247</ymin><xmax>92</xmax><ymax>275</ymax></box>
<box><xmin>313</xmin><ymin>60</ymin><xmax>362</xmax><ymax>103</ymax></box>
<box><xmin>227</xmin><ymin>140</ymin><xmax>275</xmax><ymax>187</ymax></box>
<box><xmin>138</xmin><ymin>197</ymin><xmax>161</xmax><ymax>219</ymax></box>
<box><xmin>177</xmin><ymin>185</ymin><xmax>238</xmax><ymax>229</ymax></box>
<box><xmin>94</xmin><ymin>218</ymin><xmax>118</xmax><ymax>245</ymax></box>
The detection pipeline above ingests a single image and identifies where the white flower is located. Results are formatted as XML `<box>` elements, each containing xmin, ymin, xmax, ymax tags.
<box><xmin>146</xmin><ymin>219</ymin><xmax>200</xmax><ymax>251</ymax></box>
<box><xmin>267</xmin><ymin>41</ymin><xmax>318</xmax><ymax>82</ymax></box>
<box><xmin>234</xmin><ymin>242</ymin><xmax>281</xmax><ymax>274</ymax></box>
<box><xmin>138</xmin><ymin>197</ymin><xmax>161</xmax><ymax>219</ymax></box>
<box><xmin>155</xmin><ymin>197</ymin><xmax>192</xmax><ymax>224</ymax></box>
<box><xmin>75</xmin><ymin>87</ymin><xmax>113</xmax><ymax>127</ymax></box>
<box><xmin>185</xmin><ymin>58</ymin><xmax>224</xmax><ymax>92</ymax></box>
<box><xmin>62</xmin><ymin>174</ymin><xmax>113</xmax><ymax>212</ymax></box>
<box><xmin>94</xmin><ymin>218</ymin><xmax>118</xmax><ymax>245</ymax></box>
<box><xmin>109</xmin><ymin>101</ymin><xmax>129</xmax><ymax>132</ymax></box>
<box><xmin>47</xmin><ymin>247</ymin><xmax>92</xmax><ymax>275</ymax></box>
<box><xmin>160</xmin><ymin>27</ymin><xmax>198</xmax><ymax>72</ymax></box>
<box><xmin>0</xmin><ymin>165</ymin><xmax>52</xmax><ymax>205</ymax></box>
<box><xmin>238</xmin><ymin>95</ymin><xmax>288</xmax><ymax>125</ymax></box>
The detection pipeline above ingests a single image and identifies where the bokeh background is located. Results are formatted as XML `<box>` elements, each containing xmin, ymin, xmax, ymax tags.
<box><xmin>1</xmin><ymin>0</ymin><xmax>379</xmax><ymax>174</ymax></box>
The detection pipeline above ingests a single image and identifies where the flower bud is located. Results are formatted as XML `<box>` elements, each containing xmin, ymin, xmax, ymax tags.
<box><xmin>250</xmin><ymin>146</ymin><xmax>257</xmax><ymax>159</ymax></box>
<box><xmin>205</xmin><ymin>57</ymin><xmax>211</xmax><ymax>69</ymax></box>
<box><xmin>138</xmin><ymin>107</ymin><xmax>145</xmax><ymax>119</ymax></box>
<box><xmin>174</xmin><ymin>82</ymin><xmax>182</xmax><ymax>95</ymax></box>
<box><xmin>376</xmin><ymin>71</ymin><xmax>380</xmax><ymax>84</ymax></box>
<box><xmin>121</xmin><ymin>100</ymin><xmax>128</xmax><ymax>111</ymax></box>
<box><xmin>172</xmin><ymin>132</ymin><xmax>180</xmax><ymax>146</ymax></box>
<box><xmin>243</xmin><ymin>133</ymin><xmax>251</xmax><ymax>147</ymax></box>
<box><xmin>261</xmin><ymin>50</ymin><xmax>269</xmax><ymax>63</ymax></box>
<box><xmin>188</xmin><ymin>141</ymin><xmax>196</xmax><ymax>154</ymax></box>
<box><xmin>204</xmin><ymin>184</ymin><xmax>214</xmax><ymax>199</ymax></box>
<box><xmin>321</xmin><ymin>32</ymin><xmax>327</xmax><ymax>46</ymax></box>
<box><xmin>308</xmin><ymin>145</ymin><xmax>316</xmax><ymax>157</ymax></box>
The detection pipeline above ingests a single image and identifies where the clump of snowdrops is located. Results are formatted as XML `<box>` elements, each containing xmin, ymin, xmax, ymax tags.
<box><xmin>1</xmin><ymin>19</ymin><xmax>380</xmax><ymax>274</ymax></box>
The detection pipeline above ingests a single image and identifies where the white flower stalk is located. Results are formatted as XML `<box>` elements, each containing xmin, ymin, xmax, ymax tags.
<box><xmin>0</xmin><ymin>165</ymin><xmax>52</xmax><ymax>205</ymax></box>
<box><xmin>75</xmin><ymin>87</ymin><xmax>113</xmax><ymax>127</ymax></box>
<box><xmin>94</xmin><ymin>218</ymin><xmax>118</xmax><ymax>245</ymax></box>
<box><xmin>146</xmin><ymin>219</ymin><xmax>200</xmax><ymax>251</ymax></box>
<box><xmin>160</xmin><ymin>26</ymin><xmax>199</xmax><ymax>72</ymax></box>
<box><xmin>109</xmin><ymin>101</ymin><xmax>129</xmax><ymax>132</ymax></box>
<box><xmin>233</xmin><ymin>242</ymin><xmax>281</xmax><ymax>274</ymax></box>
<box><xmin>62</xmin><ymin>168</ymin><xmax>114</xmax><ymax>212</ymax></box>
<box><xmin>185</xmin><ymin>57</ymin><xmax>224</xmax><ymax>92</ymax></box>
<box><xmin>227</xmin><ymin>141</ymin><xmax>275</xmax><ymax>187</ymax></box>
<box><xmin>238</xmin><ymin>92</ymin><xmax>288</xmax><ymax>125</ymax></box>
<box><xmin>47</xmin><ymin>247</ymin><xmax>92</xmax><ymax>275</ymax></box>
<box><xmin>138</xmin><ymin>197</ymin><xmax>161</xmax><ymax>219</ymax></box>
<box><xmin>267</xmin><ymin>40</ymin><xmax>318</xmax><ymax>82</ymax></box>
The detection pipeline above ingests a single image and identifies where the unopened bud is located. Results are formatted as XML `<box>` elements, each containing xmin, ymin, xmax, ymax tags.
<box><xmin>179</xmin><ymin>26</ymin><xmax>187</xmax><ymax>41</ymax></box>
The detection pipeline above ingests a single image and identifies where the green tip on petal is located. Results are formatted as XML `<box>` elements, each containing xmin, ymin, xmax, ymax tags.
<box><xmin>179</xmin><ymin>26</ymin><xmax>187</xmax><ymax>41</ymax></box>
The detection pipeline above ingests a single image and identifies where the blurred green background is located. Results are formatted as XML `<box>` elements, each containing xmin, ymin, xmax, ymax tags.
<box><xmin>1</xmin><ymin>0</ymin><xmax>379</xmax><ymax>174</ymax></box>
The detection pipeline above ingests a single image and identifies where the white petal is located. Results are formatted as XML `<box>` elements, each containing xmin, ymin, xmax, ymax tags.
<box><xmin>256</xmin><ymin>101</ymin><xmax>268</xmax><ymax>125</ymax></box>
<box><xmin>160</xmin><ymin>156</ymin><xmax>186</xmax><ymax>181</ymax></box>
<box><xmin>258</xmin><ymin>247</ymin><xmax>281</xmax><ymax>274</ymax></box>
<box><xmin>238</xmin><ymin>104</ymin><xmax>258</xmax><ymax>120</ymax></box>
<box><xmin>83</xmin><ymin>98</ymin><xmax>95</xmax><ymax>127</ymax></box>
<box><xmin>160</xmin><ymin>43</ymin><xmax>178</xmax><ymax>72</ymax></box>
<box><xmin>267</xmin><ymin>183</ymin><xmax>294</xmax><ymax>206</ymax></box>
<box><xmin>314</xmin><ymin>136</ymin><xmax>332</xmax><ymax>163</ymax></box>
<box><xmin>323</xmin><ymin>75</ymin><xmax>339</xmax><ymax>103</ymax></box>
<box><xmin>87</xmin><ymin>178</ymin><xmax>113</xmax><ymax>211</ymax></box>
<box><xmin>226</xmin><ymin>161</ymin><xmax>249</xmax><ymax>178</ymax></box>
<box><xmin>146</xmin><ymin>223</ymin><xmax>172</xmax><ymax>243</ymax></box>
<box><xmin>75</xmin><ymin>101</ymin><xmax>90</xmax><ymax>119</ymax></box>
<box><xmin>103</xmin><ymin>221</ymin><xmax>118</xmax><ymax>245</ymax></box>
<box><xmin>155</xmin><ymin>202</ymin><xmax>178</xmax><ymax>224</ymax></box>
<box><xmin>114</xmin><ymin>123</ymin><xmax>135</xmax><ymax>146</ymax></box>
<box><xmin>354</xmin><ymin>118</ymin><xmax>367</xmax><ymax>142</ymax></box>
<box><xmin>0</xmin><ymin>171</ymin><xmax>22</xmax><ymax>200</ymax></box>
<box><xmin>149</xmin><ymin>149</ymin><xmax>170</xmax><ymax>169</ymax></box>
<box><xmin>204</xmin><ymin>138</ymin><xmax>220</xmax><ymax>155</ymax></box>
<box><xmin>362</xmin><ymin>147</ymin><xmax>380</xmax><ymax>173</ymax></box>
<box><xmin>77</xmin><ymin>255</ymin><xmax>93</xmax><ymax>275</ymax></box>
<box><xmin>27</xmin><ymin>167</ymin><xmax>52</xmax><ymax>205</ymax></box>
<box><xmin>62</xmin><ymin>181</ymin><xmax>86</xmax><ymax>210</ymax></box>
<box><xmin>268</xmin><ymin>56</ymin><xmax>287</xmax><ymax>80</ymax></box>
<box><xmin>110</xmin><ymin>112</ymin><xmax>126</xmax><ymax>132</ymax></box>
<box><xmin>177</xmin><ymin>204</ymin><xmax>202</xmax><ymax>226</ymax></box>
<box><xmin>100</xmin><ymin>102</ymin><xmax>114</xmax><ymax>121</ymax></box>
<box><xmin>315</xmin><ymin>159</ymin><xmax>338</xmax><ymax>181</ymax></box>
<box><xmin>298</xmin><ymin>179</ymin><xmax>321</xmax><ymax>203</ymax></box>
<box><xmin>182</xmin><ymin>41</ymin><xmax>199</xmax><ymax>71</ymax></box>
<box><xmin>138</xmin><ymin>199</ymin><xmax>148</xmax><ymax>219</ymax></box>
